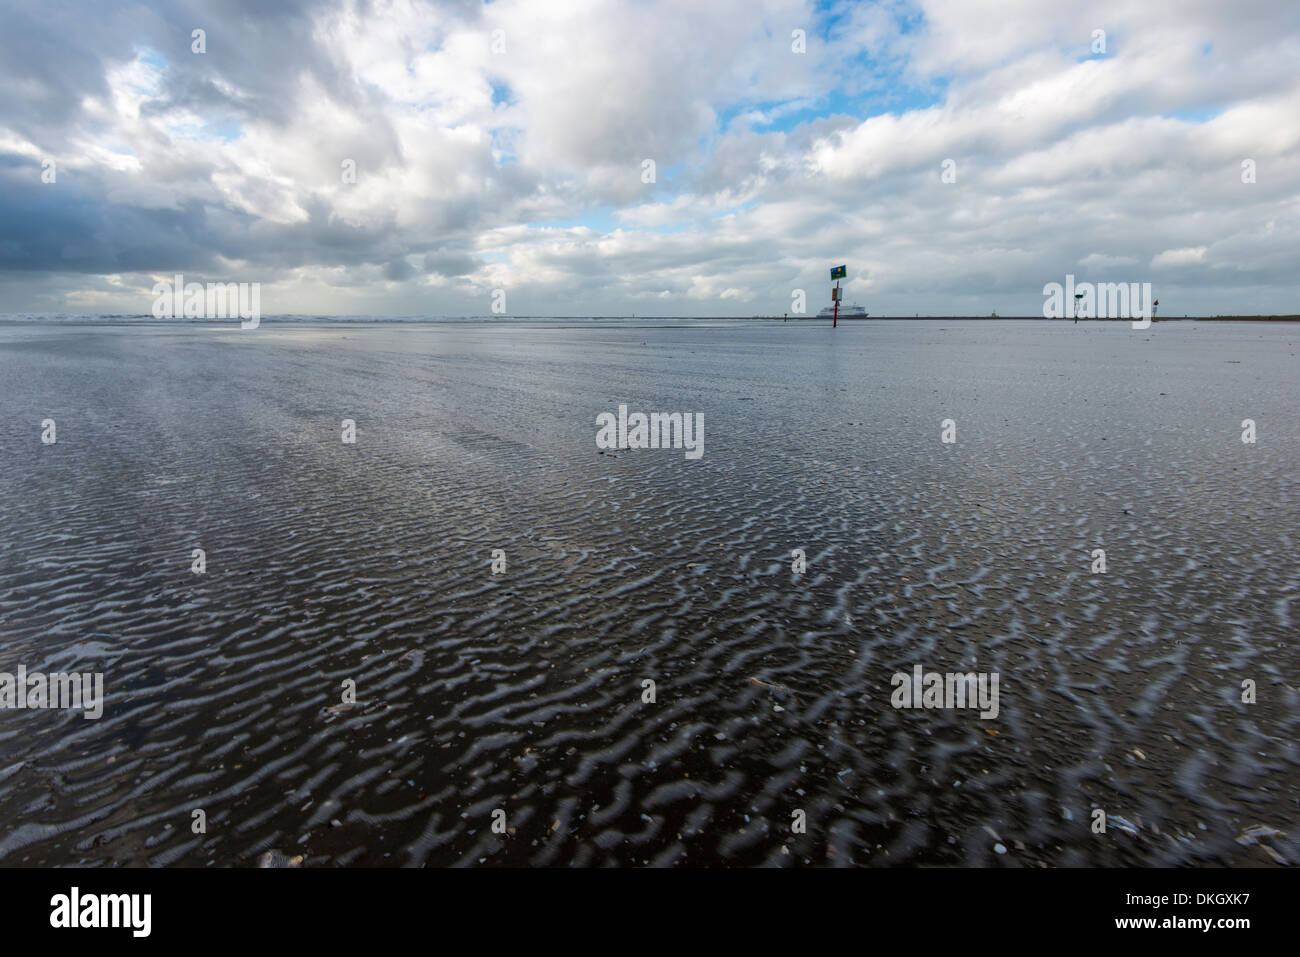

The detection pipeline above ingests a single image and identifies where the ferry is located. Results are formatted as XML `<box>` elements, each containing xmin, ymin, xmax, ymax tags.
<box><xmin>816</xmin><ymin>303</ymin><xmax>867</xmax><ymax>318</ymax></box>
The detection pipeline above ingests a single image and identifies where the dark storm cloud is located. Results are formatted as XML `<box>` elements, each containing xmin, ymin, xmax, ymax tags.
<box><xmin>0</xmin><ymin>161</ymin><xmax>222</xmax><ymax>273</ymax></box>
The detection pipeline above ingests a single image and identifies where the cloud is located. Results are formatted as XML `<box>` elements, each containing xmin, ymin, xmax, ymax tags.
<box><xmin>0</xmin><ymin>0</ymin><xmax>1298</xmax><ymax>316</ymax></box>
<box><xmin>1078</xmin><ymin>252</ymin><xmax>1138</xmax><ymax>270</ymax></box>
<box><xmin>1151</xmin><ymin>246</ymin><xmax>1209</xmax><ymax>268</ymax></box>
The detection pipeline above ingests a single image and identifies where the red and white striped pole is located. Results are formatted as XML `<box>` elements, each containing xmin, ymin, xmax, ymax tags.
<box><xmin>833</xmin><ymin>280</ymin><xmax>840</xmax><ymax>328</ymax></box>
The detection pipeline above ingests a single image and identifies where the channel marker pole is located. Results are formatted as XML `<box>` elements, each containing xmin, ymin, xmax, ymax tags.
<box><xmin>829</xmin><ymin>264</ymin><xmax>846</xmax><ymax>328</ymax></box>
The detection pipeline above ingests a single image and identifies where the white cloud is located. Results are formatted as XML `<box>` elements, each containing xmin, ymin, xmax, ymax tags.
<box><xmin>1078</xmin><ymin>252</ymin><xmax>1137</xmax><ymax>270</ymax></box>
<box><xmin>1151</xmin><ymin>246</ymin><xmax>1208</xmax><ymax>268</ymax></box>
<box><xmin>1</xmin><ymin>0</ymin><xmax>1298</xmax><ymax>315</ymax></box>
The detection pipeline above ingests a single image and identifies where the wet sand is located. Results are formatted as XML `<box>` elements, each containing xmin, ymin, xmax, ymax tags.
<box><xmin>0</xmin><ymin>319</ymin><xmax>1296</xmax><ymax>866</ymax></box>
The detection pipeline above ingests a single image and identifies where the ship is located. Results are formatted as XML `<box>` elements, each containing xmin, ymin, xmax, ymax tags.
<box><xmin>816</xmin><ymin>303</ymin><xmax>867</xmax><ymax>318</ymax></box>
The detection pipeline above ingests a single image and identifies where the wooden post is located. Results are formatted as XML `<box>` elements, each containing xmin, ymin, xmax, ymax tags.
<box><xmin>833</xmin><ymin>281</ymin><xmax>840</xmax><ymax>328</ymax></box>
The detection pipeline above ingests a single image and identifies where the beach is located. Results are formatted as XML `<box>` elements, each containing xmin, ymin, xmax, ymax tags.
<box><xmin>0</xmin><ymin>319</ymin><xmax>1296</xmax><ymax>866</ymax></box>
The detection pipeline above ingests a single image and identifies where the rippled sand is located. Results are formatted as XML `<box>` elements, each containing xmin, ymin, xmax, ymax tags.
<box><xmin>0</xmin><ymin>319</ymin><xmax>1296</xmax><ymax>867</ymax></box>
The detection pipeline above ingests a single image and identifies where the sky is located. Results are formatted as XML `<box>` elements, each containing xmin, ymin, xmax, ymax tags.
<box><xmin>0</xmin><ymin>0</ymin><xmax>1297</xmax><ymax>317</ymax></box>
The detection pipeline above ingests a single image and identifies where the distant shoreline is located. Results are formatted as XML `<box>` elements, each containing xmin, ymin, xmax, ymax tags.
<box><xmin>762</xmin><ymin>315</ymin><xmax>1300</xmax><ymax>322</ymax></box>
<box><xmin>2</xmin><ymin>315</ymin><xmax>1298</xmax><ymax>323</ymax></box>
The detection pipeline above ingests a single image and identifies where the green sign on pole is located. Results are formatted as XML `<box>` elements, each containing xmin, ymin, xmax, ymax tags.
<box><xmin>830</xmin><ymin>264</ymin><xmax>847</xmax><ymax>280</ymax></box>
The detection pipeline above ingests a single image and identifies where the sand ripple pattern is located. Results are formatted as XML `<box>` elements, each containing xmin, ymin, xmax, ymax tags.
<box><xmin>0</xmin><ymin>320</ymin><xmax>1296</xmax><ymax>866</ymax></box>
